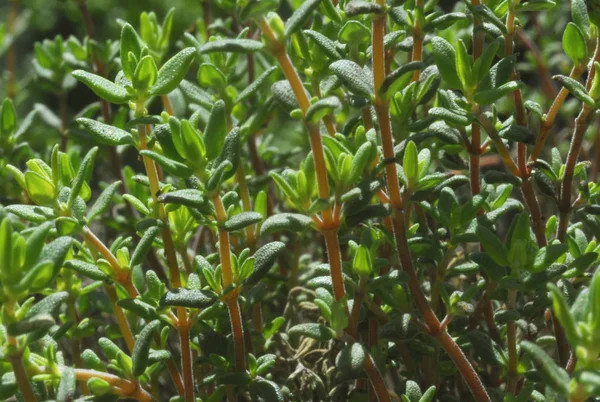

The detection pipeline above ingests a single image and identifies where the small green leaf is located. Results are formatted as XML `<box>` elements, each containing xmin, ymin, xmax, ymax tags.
<box><xmin>1</xmin><ymin>98</ymin><xmax>17</xmax><ymax>136</ymax></box>
<box><xmin>68</xmin><ymin>147</ymin><xmax>98</xmax><ymax>208</ymax></box>
<box><xmin>120</xmin><ymin>23</ymin><xmax>143</xmax><ymax>80</ymax></box>
<box><xmin>288</xmin><ymin>323</ymin><xmax>336</xmax><ymax>341</ymax></box>
<box><xmin>57</xmin><ymin>367</ymin><xmax>76</xmax><ymax>402</ymax></box>
<box><xmin>475</xmin><ymin>81</ymin><xmax>523</xmax><ymax>105</ymax></box>
<box><xmin>200</xmin><ymin>39</ymin><xmax>264</xmax><ymax>54</ymax></box>
<box><xmin>87</xmin><ymin>181</ymin><xmax>122</xmax><ymax>221</ymax></box>
<box><xmin>77</xmin><ymin>118</ymin><xmax>134</xmax><ymax>146</ymax></box>
<box><xmin>25</xmin><ymin>171</ymin><xmax>56</xmax><ymax>206</ymax></box>
<box><xmin>7</xmin><ymin>314</ymin><xmax>54</xmax><ymax>336</ymax></box>
<box><xmin>305</xmin><ymin>97</ymin><xmax>340</xmax><ymax>123</ymax></box>
<box><xmin>133</xmin><ymin>55</ymin><xmax>158</xmax><ymax>93</ymax></box>
<box><xmin>476</xmin><ymin>225</ymin><xmax>509</xmax><ymax>266</ymax></box>
<box><xmin>548</xmin><ymin>283</ymin><xmax>579</xmax><ymax>344</ymax></box>
<box><xmin>131</xmin><ymin>320</ymin><xmax>160</xmax><ymax>377</ymax></box>
<box><xmin>235</xmin><ymin>66</ymin><xmax>278</xmax><ymax>104</ymax></box>
<box><xmin>553</xmin><ymin>75</ymin><xmax>594</xmax><ymax>106</ymax></box>
<box><xmin>349</xmin><ymin>142</ymin><xmax>374</xmax><ymax>184</ymax></box>
<box><xmin>455</xmin><ymin>40</ymin><xmax>475</xmax><ymax>92</ymax></box>
<box><xmin>305</xmin><ymin>30</ymin><xmax>342</xmax><ymax>61</ymax></box>
<box><xmin>336</xmin><ymin>343</ymin><xmax>366</xmax><ymax>378</ymax></box>
<box><xmin>130</xmin><ymin>226</ymin><xmax>160</xmax><ymax>267</ymax></box>
<box><xmin>139</xmin><ymin>150</ymin><xmax>193</xmax><ymax>178</ymax></box>
<box><xmin>160</xmin><ymin>288</ymin><xmax>218</xmax><ymax>308</ymax></box>
<box><xmin>285</xmin><ymin>0</ymin><xmax>323</xmax><ymax>37</ymax></box>
<box><xmin>244</xmin><ymin>241</ymin><xmax>285</xmax><ymax>287</ymax></box>
<box><xmin>72</xmin><ymin>70</ymin><xmax>129</xmax><ymax>104</ymax></box>
<box><xmin>403</xmin><ymin>141</ymin><xmax>419</xmax><ymax>190</ymax></box>
<box><xmin>533</xmin><ymin>244</ymin><xmax>568</xmax><ymax>272</ymax></box>
<box><xmin>473</xmin><ymin>4</ymin><xmax>508</xmax><ymax>34</ymax></box>
<box><xmin>204</xmin><ymin>100</ymin><xmax>227</xmax><ymax>161</ymax></box>
<box><xmin>329</xmin><ymin>59</ymin><xmax>372</xmax><ymax>98</ymax></box>
<box><xmin>64</xmin><ymin>260</ymin><xmax>109</xmax><ymax>281</ymax></box>
<box><xmin>571</xmin><ymin>0</ymin><xmax>591</xmax><ymax>39</ymax></box>
<box><xmin>149</xmin><ymin>47</ymin><xmax>196</xmax><ymax>96</ymax></box>
<box><xmin>521</xmin><ymin>341</ymin><xmax>569</xmax><ymax>395</ymax></box>
<box><xmin>563</xmin><ymin>22</ymin><xmax>588</xmax><ymax>65</ymax></box>
<box><xmin>431</xmin><ymin>37</ymin><xmax>461</xmax><ymax>89</ymax></box>
<box><xmin>223</xmin><ymin>212</ymin><xmax>263</xmax><ymax>232</ymax></box>
<box><xmin>271</xmin><ymin>80</ymin><xmax>299</xmax><ymax>111</ymax></box>
<box><xmin>260</xmin><ymin>213</ymin><xmax>313</xmax><ymax>235</ymax></box>
<box><xmin>158</xmin><ymin>189</ymin><xmax>207</xmax><ymax>208</ymax></box>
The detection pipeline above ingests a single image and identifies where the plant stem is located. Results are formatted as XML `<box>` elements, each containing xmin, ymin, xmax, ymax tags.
<box><xmin>106</xmin><ymin>284</ymin><xmax>136</xmax><ymax>352</ymax></box>
<box><xmin>410</xmin><ymin>0</ymin><xmax>424</xmax><ymax>81</ymax></box>
<box><xmin>506</xmin><ymin>289</ymin><xmax>518</xmax><ymax>395</ymax></box>
<box><xmin>212</xmin><ymin>194</ymin><xmax>246</xmax><ymax>372</ymax></box>
<box><xmin>529</xmin><ymin>66</ymin><xmax>583</xmax><ymax>167</ymax></box>
<box><xmin>6</xmin><ymin>303</ymin><xmax>38</xmax><ymax>402</ymax></box>
<box><xmin>137</xmin><ymin>121</ymin><xmax>194</xmax><ymax>402</ymax></box>
<box><xmin>371</xmin><ymin>5</ymin><xmax>491</xmax><ymax>400</ymax></box>
<box><xmin>256</xmin><ymin>16</ymin><xmax>388</xmax><ymax>400</ymax></box>
<box><xmin>7</xmin><ymin>0</ymin><xmax>18</xmax><ymax>99</ymax></box>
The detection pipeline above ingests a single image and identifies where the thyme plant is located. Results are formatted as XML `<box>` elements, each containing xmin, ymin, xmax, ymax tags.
<box><xmin>1</xmin><ymin>0</ymin><xmax>600</xmax><ymax>401</ymax></box>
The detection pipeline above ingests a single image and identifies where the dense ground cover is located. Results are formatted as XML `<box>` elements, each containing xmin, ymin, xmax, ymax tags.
<box><xmin>1</xmin><ymin>0</ymin><xmax>600</xmax><ymax>401</ymax></box>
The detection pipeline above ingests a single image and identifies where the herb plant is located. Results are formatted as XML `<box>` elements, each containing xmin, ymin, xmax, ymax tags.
<box><xmin>1</xmin><ymin>0</ymin><xmax>600</xmax><ymax>401</ymax></box>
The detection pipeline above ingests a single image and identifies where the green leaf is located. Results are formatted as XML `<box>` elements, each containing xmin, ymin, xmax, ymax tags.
<box><xmin>0</xmin><ymin>99</ymin><xmax>17</xmax><ymax>137</ymax></box>
<box><xmin>335</xmin><ymin>343</ymin><xmax>366</xmax><ymax>378</ymax></box>
<box><xmin>223</xmin><ymin>212</ymin><xmax>263</xmax><ymax>232</ymax></box>
<box><xmin>72</xmin><ymin>70</ymin><xmax>129</xmax><ymax>104</ymax></box>
<box><xmin>521</xmin><ymin>341</ymin><xmax>569</xmax><ymax>395</ymax></box>
<box><xmin>239</xmin><ymin>0</ymin><xmax>280</xmax><ymax>21</ymax></box>
<box><xmin>418</xmin><ymin>386</ymin><xmax>437</xmax><ymax>402</ymax></box>
<box><xmin>252</xmin><ymin>379</ymin><xmax>284</xmax><ymax>402</ymax></box>
<box><xmin>132</xmin><ymin>320</ymin><xmax>160</xmax><ymax>377</ymax></box>
<box><xmin>473</xmin><ymin>4</ymin><xmax>508</xmax><ymax>34</ymax></box>
<box><xmin>305</xmin><ymin>97</ymin><xmax>341</xmax><ymax>123</ymax></box>
<box><xmin>571</xmin><ymin>0</ymin><xmax>591</xmax><ymax>38</ymax></box>
<box><xmin>64</xmin><ymin>260</ymin><xmax>109</xmax><ymax>281</ymax></box>
<box><xmin>120</xmin><ymin>23</ymin><xmax>143</xmax><ymax>80</ymax></box>
<box><xmin>329</xmin><ymin>59</ymin><xmax>372</xmax><ymax>98</ymax></box>
<box><xmin>77</xmin><ymin>118</ymin><xmax>134</xmax><ymax>146</ymax></box>
<box><xmin>130</xmin><ymin>226</ymin><xmax>160</xmax><ymax>267</ymax></box>
<box><xmin>139</xmin><ymin>150</ymin><xmax>193</xmax><ymax>177</ymax></box>
<box><xmin>305</xmin><ymin>29</ymin><xmax>342</xmax><ymax>60</ymax></box>
<box><xmin>7</xmin><ymin>314</ymin><xmax>54</xmax><ymax>336</ymax></box>
<box><xmin>455</xmin><ymin>40</ymin><xmax>475</xmax><ymax>92</ymax></box>
<box><xmin>5</xmin><ymin>205</ymin><xmax>54</xmax><ymax>223</ymax></box>
<box><xmin>235</xmin><ymin>66</ymin><xmax>278</xmax><ymax>104</ymax></box>
<box><xmin>160</xmin><ymin>288</ymin><xmax>218</xmax><ymax>308</ymax></box>
<box><xmin>590</xmin><ymin>268</ymin><xmax>600</xmax><ymax>331</ymax></box>
<box><xmin>25</xmin><ymin>171</ymin><xmax>56</xmax><ymax>206</ymax></box>
<box><xmin>288</xmin><ymin>323</ymin><xmax>336</xmax><ymax>341</ymax></box>
<box><xmin>158</xmin><ymin>189</ymin><xmax>207</xmax><ymax>208</ymax></box>
<box><xmin>197</xmin><ymin>63</ymin><xmax>227</xmax><ymax>89</ymax></box>
<box><xmin>563</xmin><ymin>22</ymin><xmax>588</xmax><ymax>65</ymax></box>
<box><xmin>475</xmin><ymin>81</ymin><xmax>523</xmax><ymax>105</ymax></box>
<box><xmin>200</xmin><ymin>39</ymin><xmax>264</xmax><ymax>54</ymax></box>
<box><xmin>87</xmin><ymin>181</ymin><xmax>122</xmax><ymax>221</ymax></box>
<box><xmin>533</xmin><ymin>244</ymin><xmax>568</xmax><ymax>272</ymax></box>
<box><xmin>133</xmin><ymin>55</ymin><xmax>158</xmax><ymax>93</ymax></box>
<box><xmin>403</xmin><ymin>141</ymin><xmax>419</xmax><ymax>190</ymax></box>
<box><xmin>260</xmin><ymin>213</ymin><xmax>312</xmax><ymax>235</ymax></box>
<box><xmin>499</xmin><ymin>123</ymin><xmax>536</xmax><ymax>145</ymax></box>
<box><xmin>149</xmin><ymin>47</ymin><xmax>196</xmax><ymax>96</ymax></box>
<box><xmin>270</xmin><ymin>171</ymin><xmax>300</xmax><ymax>205</ymax></box>
<box><xmin>553</xmin><ymin>75</ymin><xmax>594</xmax><ymax>106</ymax></box>
<box><xmin>349</xmin><ymin>142</ymin><xmax>374</xmax><ymax>184</ymax></box>
<box><xmin>344</xmin><ymin>0</ymin><xmax>383</xmax><ymax>16</ymax></box>
<box><xmin>204</xmin><ymin>100</ymin><xmax>227</xmax><ymax>161</ymax></box>
<box><xmin>476</xmin><ymin>225</ymin><xmax>509</xmax><ymax>266</ymax></box>
<box><xmin>244</xmin><ymin>241</ymin><xmax>285</xmax><ymax>287</ymax></box>
<box><xmin>118</xmin><ymin>299</ymin><xmax>158</xmax><ymax>321</ymax></box>
<box><xmin>474</xmin><ymin>40</ymin><xmax>500</xmax><ymax>84</ymax></box>
<box><xmin>271</xmin><ymin>80</ymin><xmax>299</xmax><ymax>111</ymax></box>
<box><xmin>68</xmin><ymin>147</ymin><xmax>98</xmax><ymax>208</ymax></box>
<box><xmin>285</xmin><ymin>0</ymin><xmax>322</xmax><ymax>37</ymax></box>
<box><xmin>548</xmin><ymin>283</ymin><xmax>579</xmax><ymax>344</ymax></box>
<box><xmin>353</xmin><ymin>245</ymin><xmax>372</xmax><ymax>278</ymax></box>
<box><xmin>57</xmin><ymin>367</ymin><xmax>76</xmax><ymax>402</ymax></box>
<box><xmin>517</xmin><ymin>0</ymin><xmax>557</xmax><ymax>11</ymax></box>
<box><xmin>429</xmin><ymin>107</ymin><xmax>470</xmax><ymax>126</ymax></box>
<box><xmin>431</xmin><ymin>37</ymin><xmax>461</xmax><ymax>89</ymax></box>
